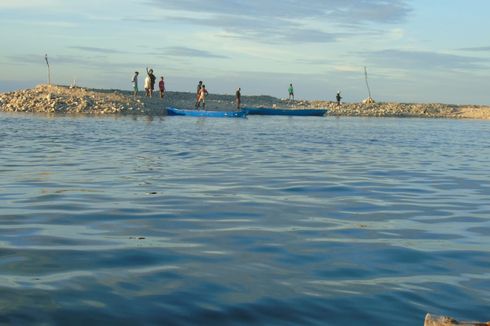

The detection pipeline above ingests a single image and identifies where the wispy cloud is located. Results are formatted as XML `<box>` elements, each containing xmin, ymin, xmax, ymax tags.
<box><xmin>8</xmin><ymin>54</ymin><xmax>138</xmax><ymax>71</ymax></box>
<box><xmin>364</xmin><ymin>49</ymin><xmax>488</xmax><ymax>71</ymax></box>
<box><xmin>12</xmin><ymin>54</ymin><xmax>100</xmax><ymax>67</ymax></box>
<box><xmin>157</xmin><ymin>46</ymin><xmax>228</xmax><ymax>59</ymax></box>
<box><xmin>459</xmin><ymin>46</ymin><xmax>490</xmax><ymax>52</ymax></box>
<box><xmin>145</xmin><ymin>0</ymin><xmax>411</xmax><ymax>44</ymax></box>
<box><xmin>0</xmin><ymin>0</ymin><xmax>61</xmax><ymax>9</ymax></box>
<box><xmin>121</xmin><ymin>17</ymin><xmax>161</xmax><ymax>24</ymax></box>
<box><xmin>69</xmin><ymin>46</ymin><xmax>127</xmax><ymax>54</ymax></box>
<box><xmin>327</xmin><ymin>1</ymin><xmax>412</xmax><ymax>25</ymax></box>
<box><xmin>147</xmin><ymin>0</ymin><xmax>411</xmax><ymax>24</ymax></box>
<box><xmin>164</xmin><ymin>15</ymin><xmax>340</xmax><ymax>44</ymax></box>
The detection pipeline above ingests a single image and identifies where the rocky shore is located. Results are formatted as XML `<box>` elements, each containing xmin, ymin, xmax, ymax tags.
<box><xmin>1</xmin><ymin>84</ymin><xmax>489</xmax><ymax>119</ymax></box>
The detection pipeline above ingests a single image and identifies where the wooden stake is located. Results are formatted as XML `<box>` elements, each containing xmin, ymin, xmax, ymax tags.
<box><xmin>45</xmin><ymin>54</ymin><xmax>51</xmax><ymax>85</ymax></box>
<box><xmin>364</xmin><ymin>66</ymin><xmax>372</xmax><ymax>99</ymax></box>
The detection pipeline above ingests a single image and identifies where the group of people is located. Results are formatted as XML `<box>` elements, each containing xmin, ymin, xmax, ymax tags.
<box><xmin>131</xmin><ymin>73</ymin><xmax>241</xmax><ymax>110</ymax></box>
<box><xmin>131</xmin><ymin>74</ymin><xmax>341</xmax><ymax>108</ymax></box>
<box><xmin>131</xmin><ymin>68</ymin><xmax>165</xmax><ymax>99</ymax></box>
<box><xmin>194</xmin><ymin>82</ymin><xmax>241</xmax><ymax>111</ymax></box>
<box><xmin>195</xmin><ymin>81</ymin><xmax>208</xmax><ymax>109</ymax></box>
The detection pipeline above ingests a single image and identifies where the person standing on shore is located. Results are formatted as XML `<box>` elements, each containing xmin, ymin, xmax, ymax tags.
<box><xmin>195</xmin><ymin>81</ymin><xmax>203</xmax><ymax>109</ymax></box>
<box><xmin>288</xmin><ymin>83</ymin><xmax>294</xmax><ymax>101</ymax></box>
<box><xmin>131</xmin><ymin>71</ymin><xmax>139</xmax><ymax>97</ymax></box>
<box><xmin>336</xmin><ymin>91</ymin><xmax>342</xmax><ymax>106</ymax></box>
<box><xmin>236</xmin><ymin>87</ymin><xmax>241</xmax><ymax>110</ymax></box>
<box><xmin>146</xmin><ymin>67</ymin><xmax>156</xmax><ymax>97</ymax></box>
<box><xmin>159</xmin><ymin>76</ymin><xmax>165</xmax><ymax>99</ymax></box>
<box><xmin>144</xmin><ymin>73</ymin><xmax>151</xmax><ymax>97</ymax></box>
<box><xmin>197</xmin><ymin>84</ymin><xmax>208</xmax><ymax>110</ymax></box>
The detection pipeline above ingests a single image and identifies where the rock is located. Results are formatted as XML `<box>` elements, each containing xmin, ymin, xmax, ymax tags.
<box><xmin>1</xmin><ymin>84</ymin><xmax>489</xmax><ymax>118</ymax></box>
<box><xmin>424</xmin><ymin>313</ymin><xmax>489</xmax><ymax>326</ymax></box>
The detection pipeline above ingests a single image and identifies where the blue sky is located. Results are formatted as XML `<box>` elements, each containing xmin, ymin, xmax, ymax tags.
<box><xmin>1</xmin><ymin>0</ymin><xmax>489</xmax><ymax>104</ymax></box>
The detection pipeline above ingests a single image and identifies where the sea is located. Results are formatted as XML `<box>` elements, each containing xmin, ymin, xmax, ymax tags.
<box><xmin>1</xmin><ymin>112</ymin><xmax>489</xmax><ymax>325</ymax></box>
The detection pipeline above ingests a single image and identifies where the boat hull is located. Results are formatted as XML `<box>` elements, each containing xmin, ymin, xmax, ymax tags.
<box><xmin>166</xmin><ymin>107</ymin><xmax>247</xmax><ymax>118</ymax></box>
<box><xmin>244</xmin><ymin>107</ymin><xmax>327</xmax><ymax>116</ymax></box>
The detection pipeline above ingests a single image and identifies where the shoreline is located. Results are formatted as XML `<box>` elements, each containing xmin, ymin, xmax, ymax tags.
<box><xmin>1</xmin><ymin>84</ymin><xmax>489</xmax><ymax>119</ymax></box>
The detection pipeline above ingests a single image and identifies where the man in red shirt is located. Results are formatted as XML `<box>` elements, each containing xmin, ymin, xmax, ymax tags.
<box><xmin>159</xmin><ymin>76</ymin><xmax>165</xmax><ymax>99</ymax></box>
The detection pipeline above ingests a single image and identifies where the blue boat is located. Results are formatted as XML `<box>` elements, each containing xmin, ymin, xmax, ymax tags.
<box><xmin>244</xmin><ymin>107</ymin><xmax>327</xmax><ymax>116</ymax></box>
<box><xmin>166</xmin><ymin>107</ymin><xmax>248</xmax><ymax>118</ymax></box>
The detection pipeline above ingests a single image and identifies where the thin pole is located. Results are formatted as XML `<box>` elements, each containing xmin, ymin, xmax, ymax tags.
<box><xmin>364</xmin><ymin>66</ymin><xmax>372</xmax><ymax>99</ymax></box>
<box><xmin>45</xmin><ymin>54</ymin><xmax>51</xmax><ymax>85</ymax></box>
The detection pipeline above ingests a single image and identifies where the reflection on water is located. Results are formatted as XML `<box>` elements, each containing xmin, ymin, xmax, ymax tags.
<box><xmin>1</xmin><ymin>113</ymin><xmax>489</xmax><ymax>324</ymax></box>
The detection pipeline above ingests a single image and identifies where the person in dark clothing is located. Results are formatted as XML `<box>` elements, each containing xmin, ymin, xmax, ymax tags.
<box><xmin>236</xmin><ymin>87</ymin><xmax>241</xmax><ymax>110</ymax></box>
<box><xmin>336</xmin><ymin>91</ymin><xmax>342</xmax><ymax>106</ymax></box>
<box><xmin>146</xmin><ymin>67</ymin><xmax>156</xmax><ymax>97</ymax></box>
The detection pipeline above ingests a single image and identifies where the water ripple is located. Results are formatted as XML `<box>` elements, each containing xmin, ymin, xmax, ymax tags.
<box><xmin>1</xmin><ymin>113</ymin><xmax>489</xmax><ymax>324</ymax></box>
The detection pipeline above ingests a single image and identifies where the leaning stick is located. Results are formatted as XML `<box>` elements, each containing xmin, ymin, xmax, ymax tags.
<box><xmin>45</xmin><ymin>54</ymin><xmax>51</xmax><ymax>85</ymax></box>
<box><xmin>364</xmin><ymin>66</ymin><xmax>372</xmax><ymax>99</ymax></box>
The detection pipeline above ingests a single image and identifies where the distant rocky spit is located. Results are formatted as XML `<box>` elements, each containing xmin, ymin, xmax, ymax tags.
<box><xmin>1</xmin><ymin>84</ymin><xmax>489</xmax><ymax>119</ymax></box>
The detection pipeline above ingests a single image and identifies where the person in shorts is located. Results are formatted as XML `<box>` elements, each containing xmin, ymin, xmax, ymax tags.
<box><xmin>146</xmin><ymin>68</ymin><xmax>156</xmax><ymax>97</ymax></box>
<box><xmin>132</xmin><ymin>71</ymin><xmax>139</xmax><ymax>97</ymax></box>
<box><xmin>195</xmin><ymin>81</ymin><xmax>203</xmax><ymax>108</ymax></box>
<box><xmin>197</xmin><ymin>84</ymin><xmax>208</xmax><ymax>110</ymax></box>
<box><xmin>288</xmin><ymin>83</ymin><xmax>294</xmax><ymax>100</ymax></box>
<box><xmin>159</xmin><ymin>76</ymin><xmax>165</xmax><ymax>99</ymax></box>
<box><xmin>144</xmin><ymin>73</ymin><xmax>151</xmax><ymax>97</ymax></box>
<box><xmin>336</xmin><ymin>91</ymin><xmax>342</xmax><ymax>106</ymax></box>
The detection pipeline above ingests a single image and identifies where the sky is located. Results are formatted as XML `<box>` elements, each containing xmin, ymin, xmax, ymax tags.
<box><xmin>0</xmin><ymin>0</ymin><xmax>489</xmax><ymax>104</ymax></box>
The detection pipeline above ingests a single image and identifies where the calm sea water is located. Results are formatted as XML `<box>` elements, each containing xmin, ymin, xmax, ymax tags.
<box><xmin>1</xmin><ymin>112</ymin><xmax>489</xmax><ymax>325</ymax></box>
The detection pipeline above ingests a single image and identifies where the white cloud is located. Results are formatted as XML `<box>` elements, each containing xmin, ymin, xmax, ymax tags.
<box><xmin>365</xmin><ymin>49</ymin><xmax>489</xmax><ymax>71</ymax></box>
<box><xmin>388</xmin><ymin>28</ymin><xmax>405</xmax><ymax>40</ymax></box>
<box><xmin>148</xmin><ymin>0</ymin><xmax>412</xmax><ymax>24</ymax></box>
<box><xmin>334</xmin><ymin>65</ymin><xmax>363</xmax><ymax>73</ymax></box>
<box><xmin>0</xmin><ymin>0</ymin><xmax>61</xmax><ymax>9</ymax></box>
<box><xmin>146</xmin><ymin>0</ymin><xmax>411</xmax><ymax>44</ymax></box>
